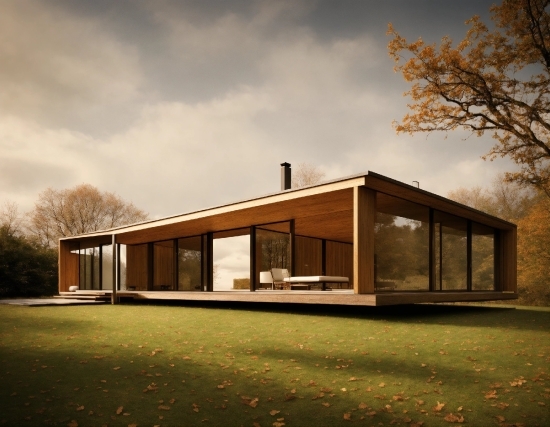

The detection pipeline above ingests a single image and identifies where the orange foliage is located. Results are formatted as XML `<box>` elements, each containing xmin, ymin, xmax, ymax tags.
<box><xmin>388</xmin><ymin>0</ymin><xmax>550</xmax><ymax>196</ymax></box>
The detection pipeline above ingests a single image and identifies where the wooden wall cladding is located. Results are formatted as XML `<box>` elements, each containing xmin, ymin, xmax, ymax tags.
<box><xmin>326</xmin><ymin>241</ymin><xmax>353</xmax><ymax>288</ymax></box>
<box><xmin>295</xmin><ymin>236</ymin><xmax>322</xmax><ymax>276</ymax></box>
<box><xmin>153</xmin><ymin>242</ymin><xmax>174</xmax><ymax>290</ymax></box>
<box><xmin>126</xmin><ymin>244</ymin><xmax>149</xmax><ymax>290</ymax></box>
<box><xmin>58</xmin><ymin>240</ymin><xmax>79</xmax><ymax>292</ymax></box>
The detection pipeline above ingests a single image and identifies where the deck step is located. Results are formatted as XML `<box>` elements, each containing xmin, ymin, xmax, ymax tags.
<box><xmin>55</xmin><ymin>294</ymin><xmax>110</xmax><ymax>301</ymax></box>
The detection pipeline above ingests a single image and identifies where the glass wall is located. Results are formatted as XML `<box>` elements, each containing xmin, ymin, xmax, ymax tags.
<box><xmin>375</xmin><ymin>193</ymin><xmax>430</xmax><ymax>291</ymax></box>
<box><xmin>213</xmin><ymin>228</ymin><xmax>250</xmax><ymax>291</ymax></box>
<box><xmin>256</xmin><ymin>222</ymin><xmax>290</xmax><ymax>289</ymax></box>
<box><xmin>434</xmin><ymin>211</ymin><xmax>468</xmax><ymax>290</ymax></box>
<box><xmin>472</xmin><ymin>223</ymin><xmax>495</xmax><ymax>290</ymax></box>
<box><xmin>119</xmin><ymin>244</ymin><xmax>127</xmax><ymax>290</ymax></box>
<box><xmin>101</xmin><ymin>244</ymin><xmax>113</xmax><ymax>290</ymax></box>
<box><xmin>178</xmin><ymin>236</ymin><xmax>202</xmax><ymax>291</ymax></box>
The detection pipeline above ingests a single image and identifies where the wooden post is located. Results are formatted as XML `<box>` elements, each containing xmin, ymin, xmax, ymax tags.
<box><xmin>202</xmin><ymin>233</ymin><xmax>213</xmax><ymax>292</ymax></box>
<box><xmin>147</xmin><ymin>243</ymin><xmax>154</xmax><ymax>291</ymax></box>
<box><xmin>353</xmin><ymin>186</ymin><xmax>375</xmax><ymax>294</ymax></box>
<box><xmin>173</xmin><ymin>239</ymin><xmax>179</xmax><ymax>291</ymax></box>
<box><xmin>289</xmin><ymin>219</ymin><xmax>296</xmax><ymax>276</ymax></box>
<box><xmin>111</xmin><ymin>235</ymin><xmax>117</xmax><ymax>305</ymax></box>
<box><xmin>321</xmin><ymin>239</ymin><xmax>327</xmax><ymax>290</ymax></box>
<box><xmin>467</xmin><ymin>221</ymin><xmax>472</xmax><ymax>291</ymax></box>
<box><xmin>428</xmin><ymin>209</ymin><xmax>435</xmax><ymax>292</ymax></box>
<box><xmin>250</xmin><ymin>226</ymin><xmax>256</xmax><ymax>291</ymax></box>
<box><xmin>499</xmin><ymin>228</ymin><xmax>517</xmax><ymax>292</ymax></box>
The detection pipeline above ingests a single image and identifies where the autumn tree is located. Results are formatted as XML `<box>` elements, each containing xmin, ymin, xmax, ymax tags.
<box><xmin>448</xmin><ymin>175</ymin><xmax>537</xmax><ymax>221</ymax></box>
<box><xmin>516</xmin><ymin>196</ymin><xmax>550</xmax><ymax>305</ymax></box>
<box><xmin>292</xmin><ymin>162</ymin><xmax>326</xmax><ymax>188</ymax></box>
<box><xmin>0</xmin><ymin>201</ymin><xmax>23</xmax><ymax>237</ymax></box>
<box><xmin>388</xmin><ymin>0</ymin><xmax>550</xmax><ymax>196</ymax></box>
<box><xmin>28</xmin><ymin>184</ymin><xmax>149</xmax><ymax>248</ymax></box>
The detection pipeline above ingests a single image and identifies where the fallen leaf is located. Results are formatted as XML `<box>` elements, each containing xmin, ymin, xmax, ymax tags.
<box><xmin>496</xmin><ymin>415</ymin><xmax>505</xmax><ymax>422</ymax></box>
<box><xmin>322</xmin><ymin>402</ymin><xmax>331</xmax><ymax>407</ymax></box>
<box><xmin>343</xmin><ymin>412</ymin><xmax>351</xmax><ymax>420</ymax></box>
<box><xmin>76</xmin><ymin>406</ymin><xmax>84</xmax><ymax>411</ymax></box>
<box><xmin>67</xmin><ymin>421</ymin><xmax>78</xmax><ymax>427</ymax></box>
<box><xmin>158</xmin><ymin>405</ymin><xmax>170</xmax><ymax>410</ymax></box>
<box><xmin>116</xmin><ymin>406</ymin><xmax>123</xmax><ymax>415</ymax></box>
<box><xmin>433</xmin><ymin>401</ymin><xmax>445</xmax><ymax>412</ymax></box>
<box><xmin>113</xmin><ymin>367</ymin><xmax>121</xmax><ymax>371</ymax></box>
<box><xmin>270</xmin><ymin>410</ymin><xmax>280</xmax><ymax>416</ymax></box>
<box><xmin>379</xmin><ymin>382</ymin><xmax>385</xmax><ymax>388</ymax></box>
<box><xmin>485</xmin><ymin>390</ymin><xmax>498</xmax><ymax>399</ymax></box>
<box><xmin>444</xmin><ymin>413</ymin><xmax>464</xmax><ymax>423</ymax></box>
<box><xmin>358</xmin><ymin>402</ymin><xmax>368</xmax><ymax>409</ymax></box>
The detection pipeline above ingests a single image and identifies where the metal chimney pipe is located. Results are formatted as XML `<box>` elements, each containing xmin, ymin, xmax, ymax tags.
<box><xmin>280</xmin><ymin>162</ymin><xmax>291</xmax><ymax>190</ymax></box>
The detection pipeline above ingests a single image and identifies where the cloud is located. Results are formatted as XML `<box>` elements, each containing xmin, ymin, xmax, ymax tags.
<box><xmin>0</xmin><ymin>0</ymin><xmax>143</xmax><ymax>133</ymax></box>
<box><xmin>0</xmin><ymin>0</ymin><xmax>517</xmax><ymax>222</ymax></box>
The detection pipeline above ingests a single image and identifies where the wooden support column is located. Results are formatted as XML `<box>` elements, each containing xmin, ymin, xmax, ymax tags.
<box><xmin>173</xmin><ymin>239</ymin><xmax>179</xmax><ymax>291</ymax></box>
<box><xmin>321</xmin><ymin>239</ymin><xmax>327</xmax><ymax>290</ymax></box>
<box><xmin>428</xmin><ymin>209</ymin><xmax>435</xmax><ymax>292</ymax></box>
<box><xmin>353</xmin><ymin>186</ymin><xmax>375</xmax><ymax>294</ymax></box>
<box><xmin>111</xmin><ymin>235</ymin><xmax>117</xmax><ymax>305</ymax></box>
<box><xmin>202</xmin><ymin>233</ymin><xmax>213</xmax><ymax>292</ymax></box>
<box><xmin>250</xmin><ymin>226</ymin><xmax>256</xmax><ymax>291</ymax></box>
<box><xmin>147</xmin><ymin>243</ymin><xmax>154</xmax><ymax>291</ymax></box>
<box><xmin>467</xmin><ymin>221</ymin><xmax>472</xmax><ymax>291</ymax></box>
<box><xmin>499</xmin><ymin>228</ymin><xmax>517</xmax><ymax>292</ymax></box>
<box><xmin>289</xmin><ymin>219</ymin><xmax>296</xmax><ymax>276</ymax></box>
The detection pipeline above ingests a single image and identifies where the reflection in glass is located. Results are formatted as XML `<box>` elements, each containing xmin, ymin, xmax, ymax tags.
<box><xmin>375</xmin><ymin>193</ymin><xmax>429</xmax><ymax>291</ymax></box>
<box><xmin>255</xmin><ymin>222</ymin><xmax>290</xmax><ymax>290</ymax></box>
<box><xmin>178</xmin><ymin>236</ymin><xmax>202</xmax><ymax>291</ymax></box>
<box><xmin>213</xmin><ymin>229</ymin><xmax>250</xmax><ymax>291</ymax></box>
<box><xmin>101</xmin><ymin>244</ymin><xmax>113</xmax><ymax>290</ymax></box>
<box><xmin>434</xmin><ymin>211</ymin><xmax>467</xmax><ymax>290</ymax></box>
<box><xmin>472</xmin><ymin>223</ymin><xmax>495</xmax><ymax>290</ymax></box>
<box><xmin>119</xmin><ymin>244</ymin><xmax>127</xmax><ymax>290</ymax></box>
<box><xmin>154</xmin><ymin>240</ymin><xmax>174</xmax><ymax>290</ymax></box>
<box><xmin>92</xmin><ymin>247</ymin><xmax>100</xmax><ymax>290</ymax></box>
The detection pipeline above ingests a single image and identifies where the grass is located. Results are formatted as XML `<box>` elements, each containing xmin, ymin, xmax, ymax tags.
<box><xmin>0</xmin><ymin>302</ymin><xmax>549</xmax><ymax>427</ymax></box>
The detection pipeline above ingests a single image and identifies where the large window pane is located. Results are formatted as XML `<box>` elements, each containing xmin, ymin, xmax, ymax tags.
<box><xmin>256</xmin><ymin>222</ymin><xmax>290</xmax><ymax>289</ymax></box>
<box><xmin>101</xmin><ymin>245</ymin><xmax>113</xmax><ymax>290</ymax></box>
<box><xmin>435</xmin><ymin>211</ymin><xmax>467</xmax><ymax>290</ymax></box>
<box><xmin>472</xmin><ymin>223</ymin><xmax>495</xmax><ymax>290</ymax></box>
<box><xmin>119</xmin><ymin>244</ymin><xmax>127</xmax><ymax>290</ymax></box>
<box><xmin>178</xmin><ymin>236</ymin><xmax>202</xmax><ymax>291</ymax></box>
<box><xmin>154</xmin><ymin>240</ymin><xmax>174</xmax><ymax>290</ymax></box>
<box><xmin>79</xmin><ymin>248</ymin><xmax>92</xmax><ymax>290</ymax></box>
<box><xmin>375</xmin><ymin>193</ymin><xmax>430</xmax><ymax>291</ymax></box>
<box><xmin>213</xmin><ymin>228</ymin><xmax>250</xmax><ymax>291</ymax></box>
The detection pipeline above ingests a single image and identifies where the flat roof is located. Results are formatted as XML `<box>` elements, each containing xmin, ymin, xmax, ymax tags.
<box><xmin>61</xmin><ymin>171</ymin><xmax>515</xmax><ymax>245</ymax></box>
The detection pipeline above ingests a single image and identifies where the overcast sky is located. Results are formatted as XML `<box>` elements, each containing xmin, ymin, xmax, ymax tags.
<box><xmin>1</xmin><ymin>0</ymin><xmax>515</xmax><ymax>219</ymax></box>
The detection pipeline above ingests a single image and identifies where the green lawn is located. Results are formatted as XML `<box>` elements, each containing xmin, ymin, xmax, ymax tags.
<box><xmin>0</xmin><ymin>302</ymin><xmax>549</xmax><ymax>427</ymax></box>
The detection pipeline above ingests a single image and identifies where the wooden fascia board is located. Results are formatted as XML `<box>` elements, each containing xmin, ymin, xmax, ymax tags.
<box><xmin>59</xmin><ymin>176</ymin><xmax>366</xmax><ymax>242</ymax></box>
<box><xmin>364</xmin><ymin>174</ymin><xmax>516</xmax><ymax>230</ymax></box>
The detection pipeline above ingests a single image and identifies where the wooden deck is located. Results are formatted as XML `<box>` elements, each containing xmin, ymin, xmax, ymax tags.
<box><xmin>60</xmin><ymin>290</ymin><xmax>518</xmax><ymax>306</ymax></box>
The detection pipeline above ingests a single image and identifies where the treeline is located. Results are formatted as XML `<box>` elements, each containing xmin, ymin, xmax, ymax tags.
<box><xmin>0</xmin><ymin>185</ymin><xmax>148</xmax><ymax>298</ymax></box>
<box><xmin>448</xmin><ymin>178</ymin><xmax>550</xmax><ymax>306</ymax></box>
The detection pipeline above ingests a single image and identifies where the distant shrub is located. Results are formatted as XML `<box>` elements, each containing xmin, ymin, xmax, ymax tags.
<box><xmin>0</xmin><ymin>226</ymin><xmax>58</xmax><ymax>298</ymax></box>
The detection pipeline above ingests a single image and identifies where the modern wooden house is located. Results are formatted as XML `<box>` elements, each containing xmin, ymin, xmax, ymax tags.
<box><xmin>58</xmin><ymin>168</ymin><xmax>517</xmax><ymax>306</ymax></box>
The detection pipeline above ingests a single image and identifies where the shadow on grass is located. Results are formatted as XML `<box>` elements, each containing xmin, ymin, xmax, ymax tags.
<box><xmin>122</xmin><ymin>299</ymin><xmax>550</xmax><ymax>332</ymax></box>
